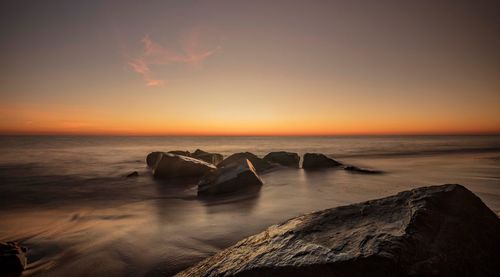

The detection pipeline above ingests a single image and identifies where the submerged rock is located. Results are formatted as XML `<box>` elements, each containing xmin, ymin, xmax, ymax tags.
<box><xmin>192</xmin><ymin>149</ymin><xmax>224</xmax><ymax>165</ymax></box>
<box><xmin>0</xmin><ymin>241</ymin><xmax>27</xmax><ymax>274</ymax></box>
<box><xmin>146</xmin><ymin>151</ymin><xmax>163</xmax><ymax>168</ymax></box>
<box><xmin>198</xmin><ymin>159</ymin><xmax>263</xmax><ymax>196</ymax></box>
<box><xmin>302</xmin><ymin>153</ymin><xmax>342</xmax><ymax>169</ymax></box>
<box><xmin>344</xmin><ymin>165</ymin><xmax>383</xmax><ymax>174</ymax></box>
<box><xmin>177</xmin><ymin>184</ymin><xmax>500</xmax><ymax>277</ymax></box>
<box><xmin>153</xmin><ymin>153</ymin><xmax>216</xmax><ymax>179</ymax></box>
<box><xmin>263</xmin><ymin>151</ymin><xmax>300</xmax><ymax>168</ymax></box>
<box><xmin>218</xmin><ymin>152</ymin><xmax>273</xmax><ymax>173</ymax></box>
<box><xmin>126</xmin><ymin>171</ymin><xmax>139</xmax><ymax>178</ymax></box>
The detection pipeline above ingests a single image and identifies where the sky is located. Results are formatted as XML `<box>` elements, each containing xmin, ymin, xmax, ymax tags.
<box><xmin>1</xmin><ymin>0</ymin><xmax>499</xmax><ymax>136</ymax></box>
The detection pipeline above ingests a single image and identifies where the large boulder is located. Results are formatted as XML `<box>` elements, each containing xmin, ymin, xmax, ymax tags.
<box><xmin>263</xmin><ymin>151</ymin><xmax>300</xmax><ymax>168</ymax></box>
<box><xmin>302</xmin><ymin>153</ymin><xmax>342</xmax><ymax>169</ymax></box>
<box><xmin>198</xmin><ymin>159</ymin><xmax>263</xmax><ymax>196</ymax></box>
<box><xmin>153</xmin><ymin>153</ymin><xmax>216</xmax><ymax>179</ymax></box>
<box><xmin>192</xmin><ymin>149</ymin><xmax>224</xmax><ymax>165</ymax></box>
<box><xmin>218</xmin><ymin>152</ymin><xmax>273</xmax><ymax>173</ymax></box>
<box><xmin>146</xmin><ymin>151</ymin><xmax>163</xmax><ymax>168</ymax></box>
<box><xmin>0</xmin><ymin>241</ymin><xmax>27</xmax><ymax>274</ymax></box>
<box><xmin>177</xmin><ymin>184</ymin><xmax>500</xmax><ymax>277</ymax></box>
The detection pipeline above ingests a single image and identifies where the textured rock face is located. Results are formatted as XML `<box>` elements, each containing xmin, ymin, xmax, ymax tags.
<box><xmin>263</xmin><ymin>151</ymin><xmax>300</xmax><ymax>168</ymax></box>
<box><xmin>177</xmin><ymin>184</ymin><xmax>500</xmax><ymax>277</ymax></box>
<box><xmin>218</xmin><ymin>152</ymin><xmax>273</xmax><ymax>173</ymax></box>
<box><xmin>302</xmin><ymin>153</ymin><xmax>342</xmax><ymax>169</ymax></box>
<box><xmin>153</xmin><ymin>153</ymin><xmax>216</xmax><ymax>179</ymax></box>
<box><xmin>192</xmin><ymin>149</ymin><xmax>224</xmax><ymax>165</ymax></box>
<box><xmin>0</xmin><ymin>241</ymin><xmax>27</xmax><ymax>274</ymax></box>
<box><xmin>198</xmin><ymin>159</ymin><xmax>263</xmax><ymax>196</ymax></box>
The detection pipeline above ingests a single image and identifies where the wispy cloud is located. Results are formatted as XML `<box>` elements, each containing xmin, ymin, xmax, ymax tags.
<box><xmin>128</xmin><ymin>27</ymin><xmax>220</xmax><ymax>87</ymax></box>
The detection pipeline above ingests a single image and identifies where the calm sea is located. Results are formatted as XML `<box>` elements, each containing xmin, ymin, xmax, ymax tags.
<box><xmin>1</xmin><ymin>135</ymin><xmax>499</xmax><ymax>276</ymax></box>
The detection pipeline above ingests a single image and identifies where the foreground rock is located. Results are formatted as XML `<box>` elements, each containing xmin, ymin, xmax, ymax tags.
<box><xmin>217</xmin><ymin>152</ymin><xmax>273</xmax><ymax>173</ymax></box>
<box><xmin>146</xmin><ymin>151</ymin><xmax>163</xmax><ymax>168</ymax></box>
<box><xmin>177</xmin><ymin>184</ymin><xmax>500</xmax><ymax>277</ymax></box>
<box><xmin>0</xmin><ymin>241</ymin><xmax>27</xmax><ymax>274</ymax></box>
<box><xmin>153</xmin><ymin>153</ymin><xmax>216</xmax><ymax>179</ymax></box>
<box><xmin>192</xmin><ymin>149</ymin><xmax>224</xmax><ymax>165</ymax></box>
<box><xmin>344</xmin><ymin>165</ymin><xmax>383</xmax><ymax>174</ymax></box>
<box><xmin>198</xmin><ymin>159</ymin><xmax>263</xmax><ymax>196</ymax></box>
<box><xmin>263</xmin><ymin>151</ymin><xmax>300</xmax><ymax>168</ymax></box>
<box><xmin>302</xmin><ymin>153</ymin><xmax>342</xmax><ymax>169</ymax></box>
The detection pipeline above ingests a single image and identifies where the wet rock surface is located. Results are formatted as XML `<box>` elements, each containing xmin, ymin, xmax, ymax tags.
<box><xmin>0</xmin><ymin>241</ymin><xmax>27</xmax><ymax>274</ymax></box>
<box><xmin>152</xmin><ymin>153</ymin><xmax>216</xmax><ymax>179</ymax></box>
<box><xmin>302</xmin><ymin>153</ymin><xmax>342</xmax><ymax>169</ymax></box>
<box><xmin>177</xmin><ymin>184</ymin><xmax>500</xmax><ymax>277</ymax></box>
<box><xmin>263</xmin><ymin>151</ymin><xmax>300</xmax><ymax>168</ymax></box>
<box><xmin>218</xmin><ymin>152</ymin><xmax>273</xmax><ymax>173</ymax></box>
<box><xmin>198</xmin><ymin>159</ymin><xmax>263</xmax><ymax>196</ymax></box>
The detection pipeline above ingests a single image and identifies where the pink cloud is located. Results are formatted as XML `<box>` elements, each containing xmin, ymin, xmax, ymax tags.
<box><xmin>128</xmin><ymin>27</ymin><xmax>220</xmax><ymax>87</ymax></box>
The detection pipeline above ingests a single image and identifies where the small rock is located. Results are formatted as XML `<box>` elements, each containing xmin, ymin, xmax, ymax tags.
<box><xmin>126</xmin><ymin>171</ymin><xmax>139</xmax><ymax>178</ymax></box>
<box><xmin>218</xmin><ymin>152</ymin><xmax>273</xmax><ymax>173</ymax></box>
<box><xmin>263</xmin><ymin>151</ymin><xmax>300</xmax><ymax>168</ymax></box>
<box><xmin>153</xmin><ymin>153</ymin><xmax>216</xmax><ymax>179</ymax></box>
<box><xmin>302</xmin><ymin>153</ymin><xmax>342</xmax><ymax>169</ymax></box>
<box><xmin>344</xmin><ymin>165</ymin><xmax>383</xmax><ymax>174</ymax></box>
<box><xmin>198</xmin><ymin>159</ymin><xmax>263</xmax><ymax>196</ymax></box>
<box><xmin>0</xmin><ymin>241</ymin><xmax>27</xmax><ymax>274</ymax></box>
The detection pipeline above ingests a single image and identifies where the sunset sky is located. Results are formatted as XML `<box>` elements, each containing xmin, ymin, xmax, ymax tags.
<box><xmin>1</xmin><ymin>0</ymin><xmax>499</xmax><ymax>135</ymax></box>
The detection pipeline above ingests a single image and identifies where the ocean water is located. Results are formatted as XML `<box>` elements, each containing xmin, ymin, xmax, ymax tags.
<box><xmin>0</xmin><ymin>135</ymin><xmax>499</xmax><ymax>276</ymax></box>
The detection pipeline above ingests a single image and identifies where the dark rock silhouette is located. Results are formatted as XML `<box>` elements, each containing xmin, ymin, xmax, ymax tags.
<box><xmin>302</xmin><ymin>153</ymin><xmax>342</xmax><ymax>169</ymax></box>
<box><xmin>146</xmin><ymin>151</ymin><xmax>163</xmax><ymax>168</ymax></box>
<box><xmin>0</xmin><ymin>241</ymin><xmax>27</xmax><ymax>274</ymax></box>
<box><xmin>192</xmin><ymin>149</ymin><xmax>224</xmax><ymax>165</ymax></box>
<box><xmin>177</xmin><ymin>184</ymin><xmax>500</xmax><ymax>277</ymax></box>
<box><xmin>198</xmin><ymin>159</ymin><xmax>263</xmax><ymax>196</ymax></box>
<box><xmin>153</xmin><ymin>153</ymin><xmax>216</xmax><ymax>179</ymax></box>
<box><xmin>263</xmin><ymin>151</ymin><xmax>300</xmax><ymax>168</ymax></box>
<box><xmin>218</xmin><ymin>152</ymin><xmax>273</xmax><ymax>173</ymax></box>
<box><xmin>126</xmin><ymin>171</ymin><xmax>139</xmax><ymax>178</ymax></box>
<box><xmin>344</xmin><ymin>165</ymin><xmax>383</xmax><ymax>174</ymax></box>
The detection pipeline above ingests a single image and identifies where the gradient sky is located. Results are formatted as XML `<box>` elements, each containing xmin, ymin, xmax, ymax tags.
<box><xmin>1</xmin><ymin>0</ymin><xmax>499</xmax><ymax>135</ymax></box>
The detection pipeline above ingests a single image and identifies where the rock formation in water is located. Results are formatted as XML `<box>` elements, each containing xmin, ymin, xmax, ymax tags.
<box><xmin>191</xmin><ymin>149</ymin><xmax>224</xmax><ymax>165</ymax></box>
<box><xmin>0</xmin><ymin>241</ymin><xmax>27</xmax><ymax>274</ymax></box>
<box><xmin>263</xmin><ymin>151</ymin><xmax>300</xmax><ymax>168</ymax></box>
<box><xmin>198</xmin><ymin>159</ymin><xmax>263</xmax><ymax>196</ymax></box>
<box><xmin>218</xmin><ymin>152</ymin><xmax>273</xmax><ymax>173</ymax></box>
<box><xmin>344</xmin><ymin>165</ymin><xmax>383</xmax><ymax>174</ymax></box>
<box><xmin>146</xmin><ymin>151</ymin><xmax>163</xmax><ymax>168</ymax></box>
<box><xmin>177</xmin><ymin>184</ymin><xmax>500</xmax><ymax>277</ymax></box>
<box><xmin>152</xmin><ymin>153</ymin><xmax>216</xmax><ymax>179</ymax></box>
<box><xmin>302</xmin><ymin>153</ymin><xmax>342</xmax><ymax>169</ymax></box>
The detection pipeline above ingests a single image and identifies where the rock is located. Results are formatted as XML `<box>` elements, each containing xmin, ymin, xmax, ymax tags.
<box><xmin>146</xmin><ymin>151</ymin><xmax>163</xmax><ymax>168</ymax></box>
<box><xmin>344</xmin><ymin>165</ymin><xmax>383</xmax><ymax>174</ymax></box>
<box><xmin>217</xmin><ymin>152</ymin><xmax>273</xmax><ymax>173</ymax></box>
<box><xmin>198</xmin><ymin>159</ymin><xmax>263</xmax><ymax>196</ymax></box>
<box><xmin>302</xmin><ymin>153</ymin><xmax>342</xmax><ymax>169</ymax></box>
<box><xmin>0</xmin><ymin>241</ymin><xmax>27</xmax><ymax>274</ymax></box>
<box><xmin>168</xmin><ymin>150</ymin><xmax>192</xmax><ymax>157</ymax></box>
<box><xmin>192</xmin><ymin>149</ymin><xmax>224</xmax><ymax>165</ymax></box>
<box><xmin>126</xmin><ymin>171</ymin><xmax>139</xmax><ymax>178</ymax></box>
<box><xmin>176</xmin><ymin>184</ymin><xmax>500</xmax><ymax>277</ymax></box>
<box><xmin>263</xmin><ymin>151</ymin><xmax>300</xmax><ymax>168</ymax></box>
<box><xmin>153</xmin><ymin>153</ymin><xmax>216</xmax><ymax>179</ymax></box>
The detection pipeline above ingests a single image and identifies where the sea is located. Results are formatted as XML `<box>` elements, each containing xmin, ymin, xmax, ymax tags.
<box><xmin>0</xmin><ymin>135</ymin><xmax>499</xmax><ymax>276</ymax></box>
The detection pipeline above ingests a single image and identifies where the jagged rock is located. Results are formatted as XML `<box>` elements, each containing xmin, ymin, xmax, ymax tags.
<box><xmin>0</xmin><ymin>241</ymin><xmax>27</xmax><ymax>274</ymax></box>
<box><xmin>177</xmin><ymin>184</ymin><xmax>500</xmax><ymax>277</ymax></box>
<box><xmin>146</xmin><ymin>151</ymin><xmax>163</xmax><ymax>168</ymax></box>
<box><xmin>192</xmin><ymin>149</ymin><xmax>224</xmax><ymax>165</ymax></box>
<box><xmin>126</xmin><ymin>171</ymin><xmax>139</xmax><ymax>178</ymax></box>
<box><xmin>153</xmin><ymin>153</ymin><xmax>216</xmax><ymax>179</ymax></box>
<box><xmin>302</xmin><ymin>153</ymin><xmax>342</xmax><ymax>169</ymax></box>
<box><xmin>198</xmin><ymin>159</ymin><xmax>263</xmax><ymax>196</ymax></box>
<box><xmin>263</xmin><ymin>151</ymin><xmax>300</xmax><ymax>168</ymax></box>
<box><xmin>218</xmin><ymin>152</ymin><xmax>273</xmax><ymax>173</ymax></box>
<box><xmin>344</xmin><ymin>165</ymin><xmax>383</xmax><ymax>174</ymax></box>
